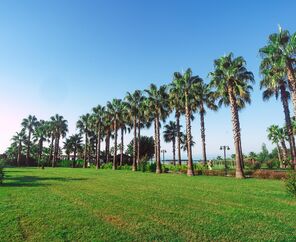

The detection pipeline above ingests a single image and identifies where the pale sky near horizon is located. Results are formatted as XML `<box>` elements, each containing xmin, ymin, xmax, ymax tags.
<box><xmin>1</xmin><ymin>0</ymin><xmax>296</xmax><ymax>159</ymax></box>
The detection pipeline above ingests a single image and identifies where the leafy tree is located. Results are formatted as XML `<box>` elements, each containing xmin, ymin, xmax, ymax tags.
<box><xmin>209</xmin><ymin>53</ymin><xmax>254</xmax><ymax>178</ymax></box>
<box><xmin>126</xmin><ymin>136</ymin><xmax>154</xmax><ymax>161</ymax></box>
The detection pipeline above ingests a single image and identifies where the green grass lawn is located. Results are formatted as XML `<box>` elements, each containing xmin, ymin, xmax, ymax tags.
<box><xmin>1</xmin><ymin>168</ymin><xmax>295</xmax><ymax>241</ymax></box>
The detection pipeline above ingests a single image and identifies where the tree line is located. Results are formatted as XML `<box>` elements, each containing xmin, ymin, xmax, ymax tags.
<box><xmin>4</xmin><ymin>27</ymin><xmax>296</xmax><ymax>178</ymax></box>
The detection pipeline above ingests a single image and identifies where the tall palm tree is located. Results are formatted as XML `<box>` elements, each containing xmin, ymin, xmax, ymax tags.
<box><xmin>102</xmin><ymin>111</ymin><xmax>112</xmax><ymax>164</ymax></box>
<box><xmin>145</xmin><ymin>84</ymin><xmax>169</xmax><ymax>174</ymax></box>
<box><xmin>260</xmin><ymin>55</ymin><xmax>296</xmax><ymax>169</ymax></box>
<box><xmin>50</xmin><ymin>114</ymin><xmax>68</xmax><ymax>167</ymax></box>
<box><xmin>107</xmin><ymin>99</ymin><xmax>125</xmax><ymax>170</ymax></box>
<box><xmin>260</xmin><ymin>27</ymin><xmax>296</xmax><ymax>116</ymax></box>
<box><xmin>63</xmin><ymin>138</ymin><xmax>72</xmax><ymax>161</ymax></box>
<box><xmin>209</xmin><ymin>53</ymin><xmax>254</xmax><ymax>178</ymax></box>
<box><xmin>77</xmin><ymin>113</ymin><xmax>91</xmax><ymax>168</ymax></box>
<box><xmin>163</xmin><ymin>121</ymin><xmax>178</xmax><ymax>165</ymax></box>
<box><xmin>193</xmin><ymin>81</ymin><xmax>217</xmax><ymax>165</ymax></box>
<box><xmin>125</xmin><ymin>90</ymin><xmax>145</xmax><ymax>171</ymax></box>
<box><xmin>118</xmin><ymin>102</ymin><xmax>129</xmax><ymax>167</ymax></box>
<box><xmin>169</xmin><ymin>82</ymin><xmax>185</xmax><ymax>165</ymax></box>
<box><xmin>267</xmin><ymin>125</ymin><xmax>284</xmax><ymax>165</ymax></box>
<box><xmin>172</xmin><ymin>68</ymin><xmax>202</xmax><ymax>176</ymax></box>
<box><xmin>11</xmin><ymin>130</ymin><xmax>26</xmax><ymax>166</ymax></box>
<box><xmin>181</xmin><ymin>133</ymin><xmax>195</xmax><ymax>152</ymax></box>
<box><xmin>21</xmin><ymin>115</ymin><xmax>38</xmax><ymax>164</ymax></box>
<box><xmin>92</xmin><ymin>105</ymin><xmax>105</xmax><ymax>169</ymax></box>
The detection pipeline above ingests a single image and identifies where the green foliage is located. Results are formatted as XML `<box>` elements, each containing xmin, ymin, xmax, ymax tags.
<box><xmin>285</xmin><ymin>172</ymin><xmax>296</xmax><ymax>197</ymax></box>
<box><xmin>57</xmin><ymin>160</ymin><xmax>72</xmax><ymax>167</ymax></box>
<box><xmin>101</xmin><ymin>163</ymin><xmax>113</xmax><ymax>169</ymax></box>
<box><xmin>0</xmin><ymin>168</ymin><xmax>4</xmax><ymax>184</ymax></box>
<box><xmin>252</xmin><ymin>161</ymin><xmax>262</xmax><ymax>170</ymax></box>
<box><xmin>118</xmin><ymin>164</ymin><xmax>132</xmax><ymax>170</ymax></box>
<box><xmin>126</xmin><ymin>136</ymin><xmax>154</xmax><ymax>160</ymax></box>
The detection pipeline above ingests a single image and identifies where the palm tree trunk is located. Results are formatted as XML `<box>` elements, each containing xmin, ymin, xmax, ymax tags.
<box><xmin>281</xmin><ymin>139</ymin><xmax>288</xmax><ymax>168</ymax></box>
<box><xmin>113</xmin><ymin>119</ymin><xmax>117</xmax><ymax>170</ymax></box>
<box><xmin>49</xmin><ymin>134</ymin><xmax>54</xmax><ymax>162</ymax></box>
<box><xmin>154</xmin><ymin>120</ymin><xmax>157</xmax><ymax>163</ymax></box>
<box><xmin>156</xmin><ymin>114</ymin><xmax>162</xmax><ymax>174</ymax></box>
<box><xmin>17</xmin><ymin>142</ymin><xmax>22</xmax><ymax>167</ymax></box>
<box><xmin>132</xmin><ymin>116</ymin><xmax>137</xmax><ymax>171</ymax></box>
<box><xmin>137</xmin><ymin>119</ymin><xmax>141</xmax><ymax>164</ymax></box>
<box><xmin>229</xmin><ymin>87</ymin><xmax>244</xmax><ymax>178</ymax></box>
<box><xmin>200</xmin><ymin>110</ymin><xmax>207</xmax><ymax>165</ymax></box>
<box><xmin>172</xmin><ymin>138</ymin><xmax>176</xmax><ymax>166</ymax></box>
<box><xmin>96</xmin><ymin>123</ymin><xmax>101</xmax><ymax>169</ymax></box>
<box><xmin>120</xmin><ymin>127</ymin><xmax>124</xmax><ymax>167</ymax></box>
<box><xmin>26</xmin><ymin>130</ymin><xmax>31</xmax><ymax>165</ymax></box>
<box><xmin>106</xmin><ymin>129</ymin><xmax>110</xmax><ymax>163</ymax></box>
<box><xmin>176</xmin><ymin>112</ymin><xmax>181</xmax><ymax>165</ymax></box>
<box><xmin>286</xmin><ymin>61</ymin><xmax>296</xmax><ymax>118</ymax></box>
<box><xmin>73</xmin><ymin>147</ymin><xmax>77</xmax><ymax>168</ymax></box>
<box><xmin>185</xmin><ymin>93</ymin><xmax>194</xmax><ymax>176</ymax></box>
<box><xmin>83</xmin><ymin>133</ymin><xmax>88</xmax><ymax>168</ymax></box>
<box><xmin>276</xmin><ymin>143</ymin><xmax>283</xmax><ymax>168</ymax></box>
<box><xmin>280</xmin><ymin>84</ymin><xmax>296</xmax><ymax>169</ymax></box>
<box><xmin>38</xmin><ymin>140</ymin><xmax>43</xmax><ymax>167</ymax></box>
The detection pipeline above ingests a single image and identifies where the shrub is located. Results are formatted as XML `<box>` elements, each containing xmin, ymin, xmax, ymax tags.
<box><xmin>138</xmin><ymin>161</ymin><xmax>149</xmax><ymax>172</ymax></box>
<box><xmin>252</xmin><ymin>161</ymin><xmax>261</xmax><ymax>170</ymax></box>
<box><xmin>147</xmin><ymin>162</ymin><xmax>156</xmax><ymax>172</ymax></box>
<box><xmin>118</xmin><ymin>164</ymin><xmax>132</xmax><ymax>170</ymax></box>
<box><xmin>266</xmin><ymin>160</ymin><xmax>279</xmax><ymax>169</ymax></box>
<box><xmin>0</xmin><ymin>168</ymin><xmax>4</xmax><ymax>185</ymax></box>
<box><xmin>252</xmin><ymin>170</ymin><xmax>287</xmax><ymax>180</ymax></box>
<box><xmin>285</xmin><ymin>172</ymin><xmax>296</xmax><ymax>196</ymax></box>
<box><xmin>101</xmin><ymin>163</ymin><xmax>113</xmax><ymax>169</ymax></box>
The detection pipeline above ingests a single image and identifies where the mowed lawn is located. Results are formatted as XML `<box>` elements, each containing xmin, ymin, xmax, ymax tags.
<box><xmin>0</xmin><ymin>168</ymin><xmax>295</xmax><ymax>241</ymax></box>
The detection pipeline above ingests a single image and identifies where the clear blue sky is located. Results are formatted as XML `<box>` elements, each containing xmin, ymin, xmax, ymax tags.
<box><xmin>1</xmin><ymin>0</ymin><xmax>296</xmax><ymax>158</ymax></box>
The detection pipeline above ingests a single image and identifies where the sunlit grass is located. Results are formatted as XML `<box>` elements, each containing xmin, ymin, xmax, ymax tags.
<box><xmin>0</xmin><ymin>168</ymin><xmax>295</xmax><ymax>241</ymax></box>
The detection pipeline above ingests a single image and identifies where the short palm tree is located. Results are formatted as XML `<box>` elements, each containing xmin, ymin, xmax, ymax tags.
<box><xmin>193</xmin><ymin>81</ymin><xmax>217</xmax><ymax>165</ymax></box>
<box><xmin>145</xmin><ymin>84</ymin><xmax>169</xmax><ymax>174</ymax></box>
<box><xmin>163</xmin><ymin>121</ymin><xmax>178</xmax><ymax>165</ymax></box>
<box><xmin>260</xmin><ymin>56</ymin><xmax>296</xmax><ymax>169</ymax></box>
<box><xmin>209</xmin><ymin>53</ymin><xmax>254</xmax><ymax>178</ymax></box>
<box><xmin>77</xmin><ymin>113</ymin><xmax>91</xmax><ymax>168</ymax></box>
<box><xmin>50</xmin><ymin>114</ymin><xmax>68</xmax><ymax>167</ymax></box>
<box><xmin>172</xmin><ymin>68</ymin><xmax>202</xmax><ymax>176</ymax></box>
<box><xmin>11</xmin><ymin>130</ymin><xmax>26</xmax><ymax>166</ymax></box>
<box><xmin>260</xmin><ymin>27</ymin><xmax>296</xmax><ymax>116</ymax></box>
<box><xmin>181</xmin><ymin>133</ymin><xmax>195</xmax><ymax>152</ymax></box>
<box><xmin>33</xmin><ymin>120</ymin><xmax>49</xmax><ymax>163</ymax></box>
<box><xmin>92</xmin><ymin>105</ymin><xmax>105</xmax><ymax>169</ymax></box>
<box><xmin>21</xmin><ymin>115</ymin><xmax>38</xmax><ymax>164</ymax></box>
<box><xmin>68</xmin><ymin>134</ymin><xmax>82</xmax><ymax>168</ymax></box>
<box><xmin>267</xmin><ymin>125</ymin><xmax>284</xmax><ymax>165</ymax></box>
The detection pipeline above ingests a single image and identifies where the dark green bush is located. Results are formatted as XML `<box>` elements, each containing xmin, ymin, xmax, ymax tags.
<box><xmin>285</xmin><ymin>172</ymin><xmax>296</xmax><ymax>196</ymax></box>
<box><xmin>252</xmin><ymin>161</ymin><xmax>261</xmax><ymax>170</ymax></box>
<box><xmin>266</xmin><ymin>160</ymin><xmax>278</xmax><ymax>169</ymax></box>
<box><xmin>0</xmin><ymin>168</ymin><xmax>4</xmax><ymax>185</ymax></box>
<box><xmin>118</xmin><ymin>164</ymin><xmax>132</xmax><ymax>170</ymax></box>
<box><xmin>147</xmin><ymin>162</ymin><xmax>156</xmax><ymax>172</ymax></box>
<box><xmin>101</xmin><ymin>163</ymin><xmax>113</xmax><ymax>169</ymax></box>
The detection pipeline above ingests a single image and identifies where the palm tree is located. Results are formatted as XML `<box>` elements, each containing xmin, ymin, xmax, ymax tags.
<box><xmin>181</xmin><ymin>133</ymin><xmax>195</xmax><ymax>152</ymax></box>
<box><xmin>102</xmin><ymin>111</ymin><xmax>112</xmax><ymax>164</ymax></box>
<box><xmin>169</xmin><ymin>82</ymin><xmax>185</xmax><ymax>166</ymax></box>
<box><xmin>68</xmin><ymin>134</ymin><xmax>82</xmax><ymax>168</ymax></box>
<box><xmin>33</xmin><ymin>120</ymin><xmax>49</xmax><ymax>164</ymax></box>
<box><xmin>107</xmin><ymin>99</ymin><xmax>125</xmax><ymax>170</ymax></box>
<box><xmin>50</xmin><ymin>114</ymin><xmax>68</xmax><ymax>167</ymax></box>
<box><xmin>11</xmin><ymin>130</ymin><xmax>26</xmax><ymax>166</ymax></box>
<box><xmin>260</xmin><ymin>55</ymin><xmax>296</xmax><ymax>169</ymax></box>
<box><xmin>209</xmin><ymin>53</ymin><xmax>254</xmax><ymax>178</ymax></box>
<box><xmin>63</xmin><ymin>138</ymin><xmax>72</xmax><ymax>161</ymax></box>
<box><xmin>145</xmin><ymin>84</ymin><xmax>169</xmax><ymax>174</ymax></box>
<box><xmin>125</xmin><ymin>90</ymin><xmax>145</xmax><ymax>171</ymax></box>
<box><xmin>172</xmin><ymin>68</ymin><xmax>202</xmax><ymax>176</ymax></box>
<box><xmin>92</xmin><ymin>105</ymin><xmax>105</xmax><ymax>169</ymax></box>
<box><xmin>163</xmin><ymin>121</ymin><xmax>178</xmax><ymax>165</ymax></box>
<box><xmin>21</xmin><ymin>115</ymin><xmax>38</xmax><ymax>164</ymax></box>
<box><xmin>193</xmin><ymin>81</ymin><xmax>217</xmax><ymax>165</ymax></box>
<box><xmin>77</xmin><ymin>113</ymin><xmax>91</xmax><ymax>168</ymax></box>
<box><xmin>267</xmin><ymin>125</ymin><xmax>282</xmax><ymax>162</ymax></box>
<box><xmin>260</xmin><ymin>27</ymin><xmax>296</xmax><ymax>116</ymax></box>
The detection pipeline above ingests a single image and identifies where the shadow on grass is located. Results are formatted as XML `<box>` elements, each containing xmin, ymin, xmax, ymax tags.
<box><xmin>2</xmin><ymin>176</ymin><xmax>88</xmax><ymax>187</ymax></box>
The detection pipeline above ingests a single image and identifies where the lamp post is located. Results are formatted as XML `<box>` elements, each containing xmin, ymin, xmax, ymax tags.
<box><xmin>220</xmin><ymin>145</ymin><xmax>230</xmax><ymax>175</ymax></box>
<box><xmin>161</xmin><ymin>149</ymin><xmax>167</xmax><ymax>162</ymax></box>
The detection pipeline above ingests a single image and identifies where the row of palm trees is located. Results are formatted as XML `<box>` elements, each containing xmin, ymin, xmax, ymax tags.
<box><xmin>8</xmin><ymin>27</ymin><xmax>296</xmax><ymax>178</ymax></box>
